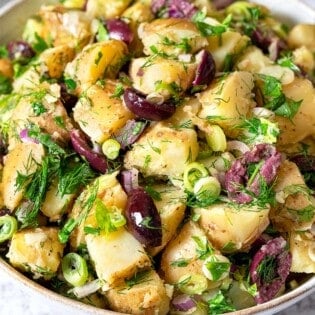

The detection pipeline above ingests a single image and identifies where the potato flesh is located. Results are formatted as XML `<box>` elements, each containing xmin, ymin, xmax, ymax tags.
<box><xmin>160</xmin><ymin>221</ymin><xmax>207</xmax><ymax>284</ymax></box>
<box><xmin>106</xmin><ymin>270</ymin><xmax>170</xmax><ymax>315</ymax></box>
<box><xmin>148</xmin><ymin>184</ymin><xmax>186</xmax><ymax>256</ymax></box>
<box><xmin>198</xmin><ymin>71</ymin><xmax>255</xmax><ymax>138</ymax></box>
<box><xmin>139</xmin><ymin>18</ymin><xmax>208</xmax><ymax>56</ymax></box>
<box><xmin>70</xmin><ymin>172</ymin><xmax>128</xmax><ymax>249</ymax></box>
<box><xmin>271</xmin><ymin>160</ymin><xmax>315</xmax><ymax>232</ymax></box>
<box><xmin>7</xmin><ymin>227</ymin><xmax>64</xmax><ymax>279</ymax></box>
<box><xmin>73</xmin><ymin>82</ymin><xmax>134</xmax><ymax>143</ymax></box>
<box><xmin>195</xmin><ymin>203</ymin><xmax>270</xmax><ymax>252</ymax></box>
<box><xmin>124</xmin><ymin>122</ymin><xmax>199</xmax><ymax>179</ymax></box>
<box><xmin>86</xmin><ymin>0</ymin><xmax>133</xmax><ymax>19</ymax></box>
<box><xmin>2</xmin><ymin>142</ymin><xmax>45</xmax><ymax>211</ymax></box>
<box><xmin>86</xmin><ymin>229</ymin><xmax>151</xmax><ymax>286</ymax></box>
<box><xmin>275</xmin><ymin>77</ymin><xmax>315</xmax><ymax>146</ymax></box>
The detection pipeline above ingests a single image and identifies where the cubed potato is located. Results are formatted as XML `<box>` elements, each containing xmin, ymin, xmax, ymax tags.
<box><xmin>293</xmin><ymin>46</ymin><xmax>315</xmax><ymax>73</ymax></box>
<box><xmin>41</xmin><ymin>180</ymin><xmax>75</xmax><ymax>221</ymax></box>
<box><xmin>106</xmin><ymin>269</ymin><xmax>170</xmax><ymax>315</ymax></box>
<box><xmin>39</xmin><ymin>45</ymin><xmax>75</xmax><ymax>79</ymax></box>
<box><xmin>288</xmin><ymin>24</ymin><xmax>315</xmax><ymax>52</ymax></box>
<box><xmin>289</xmin><ymin>231</ymin><xmax>315</xmax><ymax>273</ymax></box>
<box><xmin>38</xmin><ymin>8</ymin><xmax>92</xmax><ymax>49</ymax></box>
<box><xmin>275</xmin><ymin>77</ymin><xmax>315</xmax><ymax>146</ymax></box>
<box><xmin>65</xmin><ymin>40</ymin><xmax>128</xmax><ymax>91</ymax></box>
<box><xmin>198</xmin><ymin>71</ymin><xmax>255</xmax><ymax>138</ymax></box>
<box><xmin>2</xmin><ymin>142</ymin><xmax>45</xmax><ymax>211</ymax></box>
<box><xmin>124</xmin><ymin>122</ymin><xmax>199</xmax><ymax>179</ymax></box>
<box><xmin>129</xmin><ymin>57</ymin><xmax>197</xmax><ymax>98</ymax></box>
<box><xmin>86</xmin><ymin>229</ymin><xmax>151</xmax><ymax>286</ymax></box>
<box><xmin>148</xmin><ymin>184</ymin><xmax>186</xmax><ymax>256</ymax></box>
<box><xmin>271</xmin><ymin>160</ymin><xmax>315</xmax><ymax>232</ymax></box>
<box><xmin>160</xmin><ymin>221</ymin><xmax>208</xmax><ymax>284</ymax></box>
<box><xmin>207</xmin><ymin>30</ymin><xmax>249</xmax><ymax>71</ymax></box>
<box><xmin>9</xmin><ymin>85</ymin><xmax>73</xmax><ymax>150</ymax></box>
<box><xmin>235</xmin><ymin>46</ymin><xmax>294</xmax><ymax>85</ymax></box>
<box><xmin>73</xmin><ymin>81</ymin><xmax>134</xmax><ymax>143</ymax></box>
<box><xmin>139</xmin><ymin>18</ymin><xmax>208</xmax><ymax>56</ymax></box>
<box><xmin>12</xmin><ymin>66</ymin><xmax>41</xmax><ymax>93</ymax></box>
<box><xmin>7</xmin><ymin>227</ymin><xmax>64</xmax><ymax>279</ymax></box>
<box><xmin>70</xmin><ymin>172</ymin><xmax>128</xmax><ymax>249</ymax></box>
<box><xmin>86</xmin><ymin>0</ymin><xmax>133</xmax><ymax>19</ymax></box>
<box><xmin>194</xmin><ymin>203</ymin><xmax>270</xmax><ymax>252</ymax></box>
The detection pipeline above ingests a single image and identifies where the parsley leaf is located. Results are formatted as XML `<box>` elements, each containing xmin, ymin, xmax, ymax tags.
<box><xmin>277</xmin><ymin>53</ymin><xmax>300</xmax><ymax>72</ymax></box>
<box><xmin>207</xmin><ymin>290</ymin><xmax>236</xmax><ymax>315</ymax></box>
<box><xmin>31</xmin><ymin>101</ymin><xmax>47</xmax><ymax>116</ymax></box>
<box><xmin>274</xmin><ymin>98</ymin><xmax>302</xmax><ymax>120</ymax></box>
<box><xmin>110</xmin><ymin>83</ymin><xmax>124</xmax><ymax>99</ymax></box>
<box><xmin>32</xmin><ymin>33</ymin><xmax>49</xmax><ymax>53</ymax></box>
<box><xmin>64</xmin><ymin>78</ymin><xmax>77</xmax><ymax>91</ymax></box>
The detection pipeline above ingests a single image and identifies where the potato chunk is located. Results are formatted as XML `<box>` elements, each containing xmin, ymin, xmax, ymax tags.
<box><xmin>86</xmin><ymin>0</ymin><xmax>133</xmax><ymax>19</ymax></box>
<box><xmin>129</xmin><ymin>57</ymin><xmax>197</xmax><ymax>98</ymax></box>
<box><xmin>65</xmin><ymin>40</ymin><xmax>128</xmax><ymax>91</ymax></box>
<box><xmin>195</xmin><ymin>203</ymin><xmax>270</xmax><ymax>252</ymax></box>
<box><xmin>106</xmin><ymin>270</ymin><xmax>170</xmax><ymax>315</ymax></box>
<box><xmin>275</xmin><ymin>77</ymin><xmax>315</xmax><ymax>146</ymax></box>
<box><xmin>271</xmin><ymin>160</ymin><xmax>315</xmax><ymax>232</ymax></box>
<box><xmin>7</xmin><ymin>227</ymin><xmax>64</xmax><ymax>279</ymax></box>
<box><xmin>148</xmin><ymin>184</ymin><xmax>186</xmax><ymax>256</ymax></box>
<box><xmin>2</xmin><ymin>142</ymin><xmax>45</xmax><ymax>211</ymax></box>
<box><xmin>124</xmin><ymin>122</ymin><xmax>199</xmax><ymax>179</ymax></box>
<box><xmin>86</xmin><ymin>229</ymin><xmax>151</xmax><ymax>286</ymax></box>
<box><xmin>73</xmin><ymin>82</ymin><xmax>134</xmax><ymax>143</ymax></box>
<box><xmin>160</xmin><ymin>221</ymin><xmax>207</xmax><ymax>284</ymax></box>
<box><xmin>289</xmin><ymin>231</ymin><xmax>315</xmax><ymax>273</ymax></box>
<box><xmin>139</xmin><ymin>18</ymin><xmax>208</xmax><ymax>55</ymax></box>
<box><xmin>198</xmin><ymin>71</ymin><xmax>255</xmax><ymax>138</ymax></box>
<box><xmin>288</xmin><ymin>24</ymin><xmax>315</xmax><ymax>52</ymax></box>
<box><xmin>70</xmin><ymin>172</ymin><xmax>128</xmax><ymax>249</ymax></box>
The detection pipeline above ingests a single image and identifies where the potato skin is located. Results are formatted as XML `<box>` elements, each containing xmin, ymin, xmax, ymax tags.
<box><xmin>195</xmin><ymin>203</ymin><xmax>270</xmax><ymax>252</ymax></box>
<box><xmin>106</xmin><ymin>270</ymin><xmax>170</xmax><ymax>315</ymax></box>
<box><xmin>139</xmin><ymin>18</ymin><xmax>208</xmax><ymax>56</ymax></box>
<box><xmin>7</xmin><ymin>227</ymin><xmax>64</xmax><ymax>279</ymax></box>
<box><xmin>124</xmin><ymin>122</ymin><xmax>199</xmax><ymax>179</ymax></box>
<box><xmin>73</xmin><ymin>81</ymin><xmax>134</xmax><ymax>143</ymax></box>
<box><xmin>288</xmin><ymin>24</ymin><xmax>315</xmax><ymax>52</ymax></box>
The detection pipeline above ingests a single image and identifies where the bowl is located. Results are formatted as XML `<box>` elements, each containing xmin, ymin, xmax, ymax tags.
<box><xmin>0</xmin><ymin>0</ymin><xmax>314</xmax><ymax>314</ymax></box>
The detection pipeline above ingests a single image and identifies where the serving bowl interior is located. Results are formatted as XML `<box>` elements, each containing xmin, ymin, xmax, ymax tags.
<box><xmin>0</xmin><ymin>0</ymin><xmax>314</xmax><ymax>314</ymax></box>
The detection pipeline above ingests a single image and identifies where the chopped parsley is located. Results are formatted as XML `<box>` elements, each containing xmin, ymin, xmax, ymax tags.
<box><xmin>192</xmin><ymin>235</ymin><xmax>214</xmax><ymax>260</ymax></box>
<box><xmin>110</xmin><ymin>83</ymin><xmax>124</xmax><ymax>99</ymax></box>
<box><xmin>31</xmin><ymin>101</ymin><xmax>47</xmax><ymax>116</ymax></box>
<box><xmin>207</xmin><ymin>290</ymin><xmax>236</xmax><ymax>314</ymax></box>
<box><xmin>64</xmin><ymin>78</ymin><xmax>77</xmax><ymax>91</ymax></box>
<box><xmin>0</xmin><ymin>74</ymin><xmax>12</xmax><ymax>95</ymax></box>
<box><xmin>32</xmin><ymin>33</ymin><xmax>49</xmax><ymax>53</ymax></box>
<box><xmin>277</xmin><ymin>53</ymin><xmax>300</xmax><ymax>72</ymax></box>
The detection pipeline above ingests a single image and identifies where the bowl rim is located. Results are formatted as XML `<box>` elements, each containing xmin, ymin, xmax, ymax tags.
<box><xmin>0</xmin><ymin>0</ymin><xmax>314</xmax><ymax>314</ymax></box>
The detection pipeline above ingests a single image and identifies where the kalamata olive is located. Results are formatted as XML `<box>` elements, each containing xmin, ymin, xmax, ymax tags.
<box><xmin>125</xmin><ymin>187</ymin><xmax>162</xmax><ymax>247</ymax></box>
<box><xmin>290</xmin><ymin>155</ymin><xmax>315</xmax><ymax>172</ymax></box>
<box><xmin>6</xmin><ymin>41</ymin><xmax>35</xmax><ymax>64</ymax></box>
<box><xmin>115</xmin><ymin>119</ymin><xmax>147</xmax><ymax>150</ymax></box>
<box><xmin>123</xmin><ymin>88</ymin><xmax>176</xmax><ymax>121</ymax></box>
<box><xmin>249</xmin><ymin>236</ymin><xmax>292</xmax><ymax>304</ymax></box>
<box><xmin>212</xmin><ymin>0</ymin><xmax>236</xmax><ymax>10</ymax></box>
<box><xmin>106</xmin><ymin>19</ymin><xmax>134</xmax><ymax>45</ymax></box>
<box><xmin>192</xmin><ymin>49</ymin><xmax>216</xmax><ymax>88</ymax></box>
<box><xmin>70</xmin><ymin>129</ymin><xmax>107</xmax><ymax>173</ymax></box>
<box><xmin>151</xmin><ymin>0</ymin><xmax>197</xmax><ymax>19</ymax></box>
<box><xmin>59</xmin><ymin>83</ymin><xmax>78</xmax><ymax>113</ymax></box>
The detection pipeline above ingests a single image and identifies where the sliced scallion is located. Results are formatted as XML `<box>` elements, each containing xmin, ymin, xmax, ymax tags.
<box><xmin>177</xmin><ymin>274</ymin><xmax>208</xmax><ymax>295</ymax></box>
<box><xmin>183</xmin><ymin>162</ymin><xmax>209</xmax><ymax>192</ymax></box>
<box><xmin>102</xmin><ymin>139</ymin><xmax>121</xmax><ymax>160</ymax></box>
<box><xmin>194</xmin><ymin>176</ymin><xmax>221</xmax><ymax>201</ymax></box>
<box><xmin>206</xmin><ymin>125</ymin><xmax>227</xmax><ymax>152</ymax></box>
<box><xmin>62</xmin><ymin>253</ymin><xmax>88</xmax><ymax>287</ymax></box>
<box><xmin>0</xmin><ymin>215</ymin><xmax>17</xmax><ymax>243</ymax></box>
<box><xmin>202</xmin><ymin>254</ymin><xmax>231</xmax><ymax>282</ymax></box>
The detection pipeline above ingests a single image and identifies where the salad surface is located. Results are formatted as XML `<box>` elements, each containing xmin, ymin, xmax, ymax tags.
<box><xmin>0</xmin><ymin>0</ymin><xmax>314</xmax><ymax>314</ymax></box>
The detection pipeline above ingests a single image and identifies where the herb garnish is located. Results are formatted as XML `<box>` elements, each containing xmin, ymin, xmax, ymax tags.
<box><xmin>207</xmin><ymin>290</ymin><xmax>236</xmax><ymax>314</ymax></box>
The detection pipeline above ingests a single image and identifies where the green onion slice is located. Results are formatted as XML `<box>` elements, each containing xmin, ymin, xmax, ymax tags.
<box><xmin>0</xmin><ymin>215</ymin><xmax>18</xmax><ymax>243</ymax></box>
<box><xmin>102</xmin><ymin>139</ymin><xmax>121</xmax><ymax>160</ymax></box>
<box><xmin>62</xmin><ymin>253</ymin><xmax>89</xmax><ymax>287</ymax></box>
<box><xmin>194</xmin><ymin>176</ymin><xmax>221</xmax><ymax>200</ymax></box>
<box><xmin>183</xmin><ymin>162</ymin><xmax>209</xmax><ymax>192</ymax></box>
<box><xmin>206</xmin><ymin>125</ymin><xmax>227</xmax><ymax>152</ymax></box>
<box><xmin>177</xmin><ymin>274</ymin><xmax>208</xmax><ymax>295</ymax></box>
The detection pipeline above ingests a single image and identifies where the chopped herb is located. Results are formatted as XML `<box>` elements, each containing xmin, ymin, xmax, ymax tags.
<box><xmin>0</xmin><ymin>74</ymin><xmax>12</xmax><ymax>95</ymax></box>
<box><xmin>171</xmin><ymin>258</ymin><xmax>191</xmax><ymax>267</ymax></box>
<box><xmin>110</xmin><ymin>83</ymin><xmax>124</xmax><ymax>99</ymax></box>
<box><xmin>64</xmin><ymin>78</ymin><xmax>77</xmax><ymax>91</ymax></box>
<box><xmin>96</xmin><ymin>21</ymin><xmax>109</xmax><ymax>42</ymax></box>
<box><xmin>277</xmin><ymin>53</ymin><xmax>300</xmax><ymax>72</ymax></box>
<box><xmin>54</xmin><ymin>116</ymin><xmax>65</xmax><ymax>128</ymax></box>
<box><xmin>143</xmin><ymin>155</ymin><xmax>151</xmax><ymax>169</ymax></box>
<box><xmin>287</xmin><ymin>205</ymin><xmax>315</xmax><ymax>223</ymax></box>
<box><xmin>125</xmin><ymin>270</ymin><xmax>151</xmax><ymax>289</ymax></box>
<box><xmin>144</xmin><ymin>185</ymin><xmax>162</xmax><ymax>201</ymax></box>
<box><xmin>274</xmin><ymin>98</ymin><xmax>302</xmax><ymax>120</ymax></box>
<box><xmin>160</xmin><ymin>37</ymin><xmax>192</xmax><ymax>53</ymax></box>
<box><xmin>58</xmin><ymin>218</ymin><xmax>77</xmax><ymax>243</ymax></box>
<box><xmin>94</xmin><ymin>51</ymin><xmax>103</xmax><ymax>65</ymax></box>
<box><xmin>192</xmin><ymin>235</ymin><xmax>214</xmax><ymax>260</ymax></box>
<box><xmin>84</xmin><ymin>226</ymin><xmax>100</xmax><ymax>235</ymax></box>
<box><xmin>0</xmin><ymin>45</ymin><xmax>8</xmax><ymax>58</ymax></box>
<box><xmin>31</xmin><ymin>101</ymin><xmax>47</xmax><ymax>116</ymax></box>
<box><xmin>257</xmin><ymin>255</ymin><xmax>277</xmax><ymax>283</ymax></box>
<box><xmin>32</xmin><ymin>33</ymin><xmax>49</xmax><ymax>53</ymax></box>
<box><xmin>193</xmin><ymin>11</ymin><xmax>231</xmax><ymax>37</ymax></box>
<box><xmin>207</xmin><ymin>290</ymin><xmax>236</xmax><ymax>314</ymax></box>
<box><xmin>139</xmin><ymin>216</ymin><xmax>161</xmax><ymax>230</ymax></box>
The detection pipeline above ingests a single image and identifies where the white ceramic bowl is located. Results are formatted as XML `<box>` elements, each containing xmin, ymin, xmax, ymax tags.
<box><xmin>0</xmin><ymin>0</ymin><xmax>314</xmax><ymax>314</ymax></box>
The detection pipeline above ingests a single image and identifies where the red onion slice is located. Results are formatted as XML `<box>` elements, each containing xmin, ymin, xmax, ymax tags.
<box><xmin>172</xmin><ymin>294</ymin><xmax>197</xmax><ymax>312</ymax></box>
<box><xmin>19</xmin><ymin>129</ymin><xmax>39</xmax><ymax>144</ymax></box>
<box><xmin>106</xmin><ymin>19</ymin><xmax>134</xmax><ymax>45</ymax></box>
<box><xmin>192</xmin><ymin>50</ymin><xmax>216</xmax><ymax>88</ymax></box>
<box><xmin>120</xmin><ymin>168</ymin><xmax>139</xmax><ymax>195</ymax></box>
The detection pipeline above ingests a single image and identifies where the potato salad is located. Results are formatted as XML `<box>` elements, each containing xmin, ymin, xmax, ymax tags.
<box><xmin>0</xmin><ymin>0</ymin><xmax>314</xmax><ymax>314</ymax></box>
